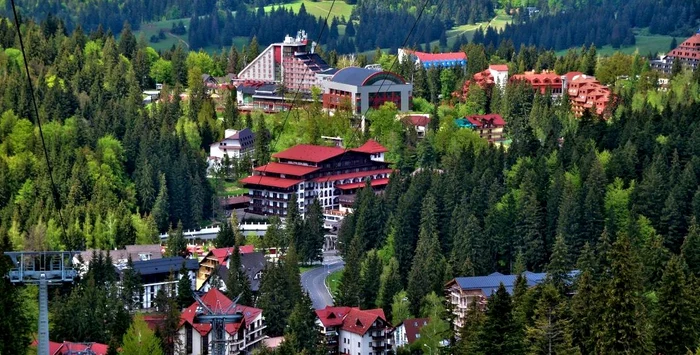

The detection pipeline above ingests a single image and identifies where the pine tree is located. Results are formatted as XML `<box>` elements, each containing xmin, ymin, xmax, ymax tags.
<box><xmin>121</xmin><ymin>256</ymin><xmax>143</xmax><ymax>311</ymax></box>
<box><xmin>682</xmin><ymin>217</ymin><xmax>700</xmax><ymax>277</ymax></box>
<box><xmin>336</xmin><ymin>236</ymin><xmax>363</xmax><ymax>306</ymax></box>
<box><xmin>253</xmin><ymin>114</ymin><xmax>271</xmax><ymax>166</ymax></box>
<box><xmin>570</xmin><ymin>270</ymin><xmax>596</xmax><ymax>354</ymax></box>
<box><xmin>256</xmin><ymin>262</ymin><xmax>293</xmax><ymax>336</ymax></box>
<box><xmin>152</xmin><ymin>173</ymin><xmax>170</xmax><ymax>232</ymax></box>
<box><xmin>455</xmin><ymin>298</ymin><xmax>485</xmax><ymax>354</ymax></box>
<box><xmin>526</xmin><ymin>283</ymin><xmax>579</xmax><ymax>355</ymax></box>
<box><xmin>596</xmin><ymin>234</ymin><xmax>651</xmax><ymax>354</ymax></box>
<box><xmin>359</xmin><ymin>249</ymin><xmax>382</xmax><ymax>309</ymax></box>
<box><xmin>214</xmin><ymin>221</ymin><xmax>236</xmax><ymax>248</ymax></box>
<box><xmin>407</xmin><ymin>195</ymin><xmax>445</xmax><ymax>315</ymax></box>
<box><xmin>165</xmin><ymin>222</ymin><xmax>186</xmax><ymax>258</ymax></box>
<box><xmin>225</xmin><ymin>245</ymin><xmax>253</xmax><ymax>306</ymax></box>
<box><xmin>176</xmin><ymin>264</ymin><xmax>193</xmax><ymax>309</ymax></box>
<box><xmin>652</xmin><ymin>255</ymin><xmax>699</xmax><ymax>355</ymax></box>
<box><xmin>641</xmin><ymin>231</ymin><xmax>670</xmax><ymax>291</ymax></box>
<box><xmin>475</xmin><ymin>283</ymin><xmax>524</xmax><ymax>354</ymax></box>
<box><xmin>222</xmin><ymin>88</ymin><xmax>240</xmax><ymax>129</ymax></box>
<box><xmin>517</xmin><ymin>171</ymin><xmax>547</xmax><ymax>271</ymax></box>
<box><xmin>377</xmin><ymin>257</ymin><xmax>402</xmax><ymax>320</ymax></box>
<box><xmin>121</xmin><ymin>314</ymin><xmax>163</xmax><ymax>355</ymax></box>
<box><xmin>547</xmin><ymin>235</ymin><xmax>571</xmax><ymax>294</ymax></box>
<box><xmin>285</xmin><ymin>292</ymin><xmax>321</xmax><ymax>354</ymax></box>
<box><xmin>282</xmin><ymin>243</ymin><xmax>303</xmax><ymax>305</ymax></box>
<box><xmin>303</xmin><ymin>198</ymin><xmax>325</xmax><ymax>263</ymax></box>
<box><xmin>286</xmin><ymin>193</ymin><xmax>303</xmax><ymax>254</ymax></box>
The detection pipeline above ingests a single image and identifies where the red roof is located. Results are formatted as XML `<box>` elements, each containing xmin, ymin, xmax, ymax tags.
<box><xmin>406</xmin><ymin>50</ymin><xmax>467</xmax><ymax>62</ymax></box>
<box><xmin>254</xmin><ymin>162</ymin><xmax>320</xmax><ymax>176</ymax></box>
<box><xmin>668</xmin><ymin>33</ymin><xmax>700</xmax><ymax>60</ymax></box>
<box><xmin>350</xmin><ymin>139</ymin><xmax>388</xmax><ymax>154</ymax></box>
<box><xmin>272</xmin><ymin>144</ymin><xmax>346</xmax><ymax>163</ymax></box>
<box><xmin>341</xmin><ymin>308</ymin><xmax>387</xmax><ymax>335</ymax></box>
<box><xmin>210</xmin><ymin>245</ymin><xmax>256</xmax><ymax>265</ymax></box>
<box><xmin>31</xmin><ymin>340</ymin><xmax>110</xmax><ymax>355</ymax></box>
<box><xmin>180</xmin><ymin>288</ymin><xmax>262</xmax><ymax>336</ymax></box>
<box><xmin>240</xmin><ymin>175</ymin><xmax>302</xmax><ymax>189</ymax></box>
<box><xmin>315</xmin><ymin>306</ymin><xmax>387</xmax><ymax>335</ymax></box>
<box><xmin>489</xmin><ymin>64</ymin><xmax>509</xmax><ymax>71</ymax></box>
<box><xmin>316</xmin><ymin>306</ymin><xmax>353</xmax><ymax>327</ymax></box>
<box><xmin>336</xmin><ymin>178</ymin><xmax>390</xmax><ymax>190</ymax></box>
<box><xmin>563</xmin><ymin>71</ymin><xmax>584</xmax><ymax>83</ymax></box>
<box><xmin>403</xmin><ymin>115</ymin><xmax>431</xmax><ymax>127</ymax></box>
<box><xmin>466</xmin><ymin>114</ymin><xmax>506</xmax><ymax>127</ymax></box>
<box><xmin>510</xmin><ymin>72</ymin><xmax>562</xmax><ymax>85</ymax></box>
<box><xmin>311</xmin><ymin>169</ymin><xmax>393</xmax><ymax>183</ymax></box>
<box><xmin>402</xmin><ymin>318</ymin><xmax>430</xmax><ymax>344</ymax></box>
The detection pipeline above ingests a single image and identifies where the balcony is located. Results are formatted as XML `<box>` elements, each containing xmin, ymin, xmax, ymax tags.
<box><xmin>370</xmin><ymin>330</ymin><xmax>385</xmax><ymax>339</ymax></box>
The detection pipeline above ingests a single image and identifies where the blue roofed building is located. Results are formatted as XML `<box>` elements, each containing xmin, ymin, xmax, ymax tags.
<box><xmin>445</xmin><ymin>271</ymin><xmax>547</xmax><ymax>330</ymax></box>
<box><xmin>321</xmin><ymin>67</ymin><xmax>413</xmax><ymax>114</ymax></box>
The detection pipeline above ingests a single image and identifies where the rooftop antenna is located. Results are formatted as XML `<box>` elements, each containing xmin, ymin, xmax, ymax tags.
<box><xmin>193</xmin><ymin>292</ymin><xmax>243</xmax><ymax>355</ymax></box>
<box><xmin>4</xmin><ymin>251</ymin><xmax>78</xmax><ymax>355</ymax></box>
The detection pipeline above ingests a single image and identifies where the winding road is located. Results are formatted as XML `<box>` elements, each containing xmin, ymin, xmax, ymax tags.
<box><xmin>301</xmin><ymin>260</ymin><xmax>345</xmax><ymax>310</ymax></box>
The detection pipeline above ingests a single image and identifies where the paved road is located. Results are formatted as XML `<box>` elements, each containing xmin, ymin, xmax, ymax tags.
<box><xmin>301</xmin><ymin>261</ymin><xmax>345</xmax><ymax>310</ymax></box>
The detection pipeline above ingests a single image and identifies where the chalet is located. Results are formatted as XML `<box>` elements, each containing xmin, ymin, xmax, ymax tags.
<box><xmin>209</xmin><ymin>128</ymin><xmax>255</xmax><ymax>161</ymax></box>
<box><xmin>462</xmin><ymin>114</ymin><xmax>506</xmax><ymax>143</ymax></box>
<box><xmin>315</xmin><ymin>306</ymin><xmax>392</xmax><ymax>355</ymax></box>
<box><xmin>241</xmin><ymin>140</ymin><xmax>392</xmax><ymax>217</ymax></box>
<box><xmin>445</xmin><ymin>272</ymin><xmax>546</xmax><ymax>330</ymax></box>
<box><xmin>196</xmin><ymin>245</ymin><xmax>255</xmax><ymax>289</ymax></box>
<box><xmin>392</xmin><ymin>318</ymin><xmax>430</xmax><ymax>348</ymax></box>
<box><xmin>562</xmin><ymin>72</ymin><xmax>613</xmax><ymax>117</ymax></box>
<box><xmin>178</xmin><ymin>288</ymin><xmax>266</xmax><ymax>355</ymax></box>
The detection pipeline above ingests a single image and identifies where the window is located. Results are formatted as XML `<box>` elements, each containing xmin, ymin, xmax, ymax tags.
<box><xmin>202</xmin><ymin>334</ymin><xmax>209</xmax><ymax>354</ymax></box>
<box><xmin>358</xmin><ymin>342</ymin><xmax>361</xmax><ymax>347</ymax></box>
<box><xmin>186</xmin><ymin>325</ymin><xmax>193</xmax><ymax>354</ymax></box>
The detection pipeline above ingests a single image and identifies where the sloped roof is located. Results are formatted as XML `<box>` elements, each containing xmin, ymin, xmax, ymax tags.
<box><xmin>254</xmin><ymin>162</ymin><xmax>320</xmax><ymax>176</ymax></box>
<box><xmin>341</xmin><ymin>308</ymin><xmax>387</xmax><ymax>335</ymax></box>
<box><xmin>465</xmin><ymin>113</ymin><xmax>506</xmax><ymax>127</ymax></box>
<box><xmin>129</xmin><ymin>257</ymin><xmax>199</xmax><ymax>276</ymax></box>
<box><xmin>240</xmin><ymin>175</ymin><xmax>303</xmax><ymax>189</ymax></box>
<box><xmin>180</xmin><ymin>288</ymin><xmax>262</xmax><ymax>336</ymax></box>
<box><xmin>450</xmin><ymin>271</ymin><xmax>547</xmax><ymax>296</ymax></box>
<box><xmin>403</xmin><ymin>115</ymin><xmax>431</xmax><ymax>127</ymax></box>
<box><xmin>336</xmin><ymin>178</ymin><xmax>390</xmax><ymax>190</ymax></box>
<box><xmin>489</xmin><ymin>64</ymin><xmax>509</xmax><ymax>71</ymax></box>
<box><xmin>350</xmin><ymin>139</ymin><xmax>388</xmax><ymax>154</ymax></box>
<box><xmin>316</xmin><ymin>306</ymin><xmax>353</xmax><ymax>327</ymax></box>
<box><xmin>405</xmin><ymin>49</ymin><xmax>467</xmax><ymax>62</ymax></box>
<box><xmin>32</xmin><ymin>340</ymin><xmax>110</xmax><ymax>355</ymax></box>
<box><xmin>402</xmin><ymin>318</ymin><xmax>430</xmax><ymax>344</ymax></box>
<box><xmin>272</xmin><ymin>144</ymin><xmax>346</xmax><ymax>163</ymax></box>
<box><xmin>311</xmin><ymin>169</ymin><xmax>393</xmax><ymax>183</ymax></box>
<box><xmin>668</xmin><ymin>33</ymin><xmax>700</xmax><ymax>60</ymax></box>
<box><xmin>208</xmin><ymin>245</ymin><xmax>256</xmax><ymax>265</ymax></box>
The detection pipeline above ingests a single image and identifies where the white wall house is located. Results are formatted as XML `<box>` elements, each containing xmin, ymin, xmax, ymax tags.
<box><xmin>210</xmin><ymin>128</ymin><xmax>255</xmax><ymax>160</ymax></box>
<box><xmin>179</xmin><ymin>289</ymin><xmax>266</xmax><ymax>355</ymax></box>
<box><xmin>316</xmin><ymin>306</ymin><xmax>392</xmax><ymax>355</ymax></box>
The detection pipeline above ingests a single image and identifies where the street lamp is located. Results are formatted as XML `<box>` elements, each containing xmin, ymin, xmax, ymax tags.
<box><xmin>423</xmin><ymin>343</ymin><xmax>432</xmax><ymax>355</ymax></box>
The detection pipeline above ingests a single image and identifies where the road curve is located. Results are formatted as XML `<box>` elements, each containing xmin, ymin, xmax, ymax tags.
<box><xmin>301</xmin><ymin>262</ymin><xmax>345</xmax><ymax>310</ymax></box>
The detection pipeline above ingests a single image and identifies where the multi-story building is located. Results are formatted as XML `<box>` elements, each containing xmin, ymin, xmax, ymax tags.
<box><xmin>122</xmin><ymin>257</ymin><xmax>199</xmax><ymax>310</ymax></box>
<box><xmin>241</xmin><ymin>140</ymin><xmax>392</xmax><ymax>216</ymax></box>
<box><xmin>197</xmin><ymin>251</ymin><xmax>266</xmax><ymax>295</ymax></box>
<box><xmin>563</xmin><ymin>72</ymin><xmax>614</xmax><ymax>117</ymax></box>
<box><xmin>195</xmin><ymin>245</ymin><xmax>256</xmax><ymax>289</ymax></box>
<box><xmin>315</xmin><ymin>306</ymin><xmax>392</xmax><ymax>355</ymax></box>
<box><xmin>210</xmin><ymin>129</ymin><xmax>255</xmax><ymax>160</ymax></box>
<box><xmin>398</xmin><ymin>113</ymin><xmax>431</xmax><ymax>139</ymax></box>
<box><xmin>237</xmin><ymin>30</ymin><xmax>333</xmax><ymax>92</ymax></box>
<box><xmin>509</xmin><ymin>71</ymin><xmax>564</xmax><ymax>97</ymax></box>
<box><xmin>321</xmin><ymin>67</ymin><xmax>413</xmax><ymax>114</ymax></box>
<box><xmin>179</xmin><ymin>289</ymin><xmax>266</xmax><ymax>355</ymax></box>
<box><xmin>456</xmin><ymin>114</ymin><xmax>506</xmax><ymax>143</ymax></box>
<box><xmin>455</xmin><ymin>64</ymin><xmax>509</xmax><ymax>100</ymax></box>
<box><xmin>397</xmin><ymin>48</ymin><xmax>467</xmax><ymax>69</ymax></box>
<box><xmin>445</xmin><ymin>271</ymin><xmax>546</xmax><ymax>330</ymax></box>
<box><xmin>651</xmin><ymin>30</ymin><xmax>700</xmax><ymax>73</ymax></box>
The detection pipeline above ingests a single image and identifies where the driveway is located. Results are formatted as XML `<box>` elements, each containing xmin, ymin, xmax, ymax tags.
<box><xmin>301</xmin><ymin>252</ymin><xmax>344</xmax><ymax>309</ymax></box>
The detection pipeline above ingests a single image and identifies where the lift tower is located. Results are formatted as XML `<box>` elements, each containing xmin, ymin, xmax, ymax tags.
<box><xmin>4</xmin><ymin>251</ymin><xmax>77</xmax><ymax>355</ymax></box>
<box><xmin>193</xmin><ymin>293</ymin><xmax>243</xmax><ymax>355</ymax></box>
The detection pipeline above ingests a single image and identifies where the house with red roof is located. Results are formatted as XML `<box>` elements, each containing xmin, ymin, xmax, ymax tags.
<box><xmin>392</xmin><ymin>318</ymin><xmax>430</xmax><ymax>348</ymax></box>
<box><xmin>241</xmin><ymin>140</ymin><xmax>392</xmax><ymax>218</ymax></box>
<box><xmin>179</xmin><ymin>288</ymin><xmax>266</xmax><ymax>354</ymax></box>
<box><xmin>196</xmin><ymin>245</ymin><xmax>256</xmax><ymax>289</ymax></box>
<box><xmin>509</xmin><ymin>71</ymin><xmax>564</xmax><ymax>97</ymax></box>
<box><xmin>652</xmin><ymin>30</ymin><xmax>700</xmax><ymax>74</ymax></box>
<box><xmin>315</xmin><ymin>306</ymin><xmax>392</xmax><ymax>355</ymax></box>
<box><xmin>455</xmin><ymin>64</ymin><xmax>509</xmax><ymax>100</ymax></box>
<box><xmin>464</xmin><ymin>114</ymin><xmax>507</xmax><ymax>143</ymax></box>
<box><xmin>562</xmin><ymin>72</ymin><xmax>614</xmax><ymax>117</ymax></box>
<box><xmin>398</xmin><ymin>48</ymin><xmax>467</xmax><ymax>69</ymax></box>
<box><xmin>31</xmin><ymin>340</ymin><xmax>109</xmax><ymax>355</ymax></box>
<box><xmin>397</xmin><ymin>113</ymin><xmax>431</xmax><ymax>139</ymax></box>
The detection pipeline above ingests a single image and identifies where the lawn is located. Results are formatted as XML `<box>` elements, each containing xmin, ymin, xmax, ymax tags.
<box><xmin>555</xmin><ymin>34</ymin><xmax>679</xmax><ymax>57</ymax></box>
<box><xmin>326</xmin><ymin>269</ymin><xmax>342</xmax><ymax>297</ymax></box>
<box><xmin>211</xmin><ymin>179</ymin><xmax>249</xmax><ymax>197</ymax></box>
<box><xmin>263</xmin><ymin>0</ymin><xmax>355</xmax><ymax>20</ymax></box>
<box><xmin>135</xmin><ymin>18</ymin><xmax>191</xmax><ymax>52</ymax></box>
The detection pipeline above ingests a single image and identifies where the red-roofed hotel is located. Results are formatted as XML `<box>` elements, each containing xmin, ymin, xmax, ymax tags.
<box><xmin>241</xmin><ymin>140</ymin><xmax>392</xmax><ymax>217</ymax></box>
<box><xmin>652</xmin><ymin>30</ymin><xmax>700</xmax><ymax>74</ymax></box>
<box><xmin>315</xmin><ymin>306</ymin><xmax>392</xmax><ymax>354</ymax></box>
<box><xmin>398</xmin><ymin>48</ymin><xmax>467</xmax><ymax>69</ymax></box>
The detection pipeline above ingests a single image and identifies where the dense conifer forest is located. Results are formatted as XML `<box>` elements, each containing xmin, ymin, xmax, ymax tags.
<box><xmin>0</xmin><ymin>1</ymin><xmax>699</xmax><ymax>353</ymax></box>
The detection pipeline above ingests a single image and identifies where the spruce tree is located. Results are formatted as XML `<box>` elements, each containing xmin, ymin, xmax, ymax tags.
<box><xmin>475</xmin><ymin>283</ymin><xmax>524</xmax><ymax>354</ymax></box>
<box><xmin>682</xmin><ymin>217</ymin><xmax>700</xmax><ymax>277</ymax></box>
<box><xmin>517</xmin><ymin>171</ymin><xmax>547</xmax><ymax>271</ymax></box>
<box><xmin>303</xmin><ymin>198</ymin><xmax>325</xmax><ymax>263</ymax></box>
<box><xmin>652</xmin><ymin>255</ymin><xmax>699</xmax><ymax>355</ymax></box>
<box><xmin>286</xmin><ymin>193</ymin><xmax>303</xmax><ymax>254</ymax></box>
<box><xmin>222</xmin><ymin>89</ymin><xmax>239</xmax><ymax>129</ymax></box>
<box><xmin>359</xmin><ymin>250</ymin><xmax>382</xmax><ymax>309</ymax></box>
<box><xmin>282</xmin><ymin>243</ymin><xmax>303</xmax><ymax>305</ymax></box>
<box><xmin>285</xmin><ymin>292</ymin><xmax>321</xmax><ymax>354</ymax></box>
<box><xmin>152</xmin><ymin>173</ymin><xmax>170</xmax><ymax>232</ymax></box>
<box><xmin>596</xmin><ymin>234</ymin><xmax>651</xmax><ymax>354</ymax></box>
<box><xmin>407</xmin><ymin>195</ymin><xmax>445</xmax><ymax>315</ymax></box>
<box><xmin>526</xmin><ymin>282</ymin><xmax>580</xmax><ymax>355</ymax></box>
<box><xmin>214</xmin><ymin>221</ymin><xmax>236</xmax><ymax>248</ymax></box>
<box><xmin>641</xmin><ymin>231</ymin><xmax>670</xmax><ymax>291</ymax></box>
<box><xmin>547</xmin><ymin>235</ymin><xmax>571</xmax><ymax>294</ymax></box>
<box><xmin>256</xmin><ymin>262</ymin><xmax>293</xmax><ymax>336</ymax></box>
<box><xmin>377</xmin><ymin>257</ymin><xmax>402</xmax><ymax>320</ymax></box>
<box><xmin>121</xmin><ymin>314</ymin><xmax>163</xmax><ymax>355</ymax></box>
<box><xmin>165</xmin><ymin>221</ymin><xmax>186</xmax><ymax>258</ymax></box>
<box><xmin>176</xmin><ymin>264</ymin><xmax>194</xmax><ymax>309</ymax></box>
<box><xmin>336</xmin><ymin>236</ymin><xmax>363</xmax><ymax>306</ymax></box>
<box><xmin>253</xmin><ymin>114</ymin><xmax>271</xmax><ymax>166</ymax></box>
<box><xmin>121</xmin><ymin>256</ymin><xmax>143</xmax><ymax>311</ymax></box>
<box><xmin>455</xmin><ymin>298</ymin><xmax>485</xmax><ymax>354</ymax></box>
